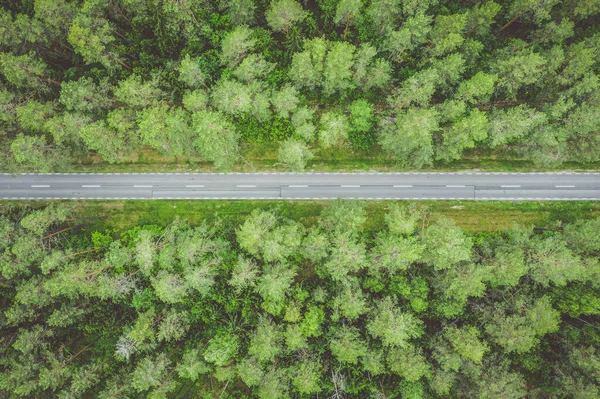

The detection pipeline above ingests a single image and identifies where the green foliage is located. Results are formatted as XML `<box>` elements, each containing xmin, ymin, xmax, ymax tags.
<box><xmin>191</xmin><ymin>110</ymin><xmax>240</xmax><ymax>169</ymax></box>
<box><xmin>266</xmin><ymin>0</ymin><xmax>307</xmax><ymax>34</ymax></box>
<box><xmin>220</xmin><ymin>25</ymin><xmax>256</xmax><ymax>68</ymax></box>
<box><xmin>278</xmin><ymin>139</ymin><xmax>313</xmax><ymax>171</ymax></box>
<box><xmin>348</xmin><ymin>99</ymin><xmax>375</xmax><ymax>149</ymax></box>
<box><xmin>0</xmin><ymin>206</ymin><xmax>600</xmax><ymax>397</ymax></box>
<box><xmin>367</xmin><ymin>297</ymin><xmax>424</xmax><ymax>347</ymax></box>
<box><xmin>379</xmin><ymin>107</ymin><xmax>437</xmax><ymax>168</ymax></box>
<box><xmin>0</xmin><ymin>0</ymin><xmax>596</xmax><ymax>171</ymax></box>
<box><xmin>204</xmin><ymin>331</ymin><xmax>239</xmax><ymax>366</ymax></box>
<box><xmin>318</xmin><ymin>110</ymin><xmax>349</xmax><ymax>148</ymax></box>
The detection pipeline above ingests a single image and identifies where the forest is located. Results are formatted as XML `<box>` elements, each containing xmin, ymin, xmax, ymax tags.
<box><xmin>1</xmin><ymin>0</ymin><xmax>600</xmax><ymax>172</ymax></box>
<box><xmin>0</xmin><ymin>201</ymin><xmax>599</xmax><ymax>398</ymax></box>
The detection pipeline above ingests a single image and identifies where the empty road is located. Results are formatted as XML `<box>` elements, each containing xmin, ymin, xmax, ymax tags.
<box><xmin>1</xmin><ymin>172</ymin><xmax>599</xmax><ymax>200</ymax></box>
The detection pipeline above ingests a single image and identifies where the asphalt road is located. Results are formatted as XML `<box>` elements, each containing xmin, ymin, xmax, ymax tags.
<box><xmin>1</xmin><ymin>172</ymin><xmax>599</xmax><ymax>200</ymax></box>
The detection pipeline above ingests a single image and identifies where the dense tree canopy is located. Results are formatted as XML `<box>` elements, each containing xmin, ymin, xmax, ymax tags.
<box><xmin>0</xmin><ymin>202</ymin><xmax>599</xmax><ymax>397</ymax></box>
<box><xmin>0</xmin><ymin>0</ymin><xmax>599</xmax><ymax>172</ymax></box>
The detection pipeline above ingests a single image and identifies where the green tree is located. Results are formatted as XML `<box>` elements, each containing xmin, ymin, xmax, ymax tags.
<box><xmin>255</xmin><ymin>263</ymin><xmax>296</xmax><ymax>313</ymax></box>
<box><xmin>271</xmin><ymin>85</ymin><xmax>300</xmax><ymax>119</ymax></box>
<box><xmin>506</xmin><ymin>0</ymin><xmax>560</xmax><ymax>27</ymax></box>
<box><xmin>422</xmin><ymin>217</ymin><xmax>473</xmax><ymax>270</ymax></box>
<box><xmin>176</xmin><ymin>348</ymin><xmax>209</xmax><ymax>381</ymax></box>
<box><xmin>204</xmin><ymin>331</ymin><xmax>239</xmax><ymax>366</ymax></box>
<box><xmin>488</xmin><ymin>105</ymin><xmax>547</xmax><ymax>147</ymax></box>
<box><xmin>228</xmin><ymin>255</ymin><xmax>259</xmax><ymax>294</ymax></box>
<box><xmin>0</xmin><ymin>51</ymin><xmax>53</xmax><ymax>92</ymax></box>
<box><xmin>278</xmin><ymin>139</ymin><xmax>313</xmax><ymax>172</ymax></box>
<box><xmin>465</xmin><ymin>1</ymin><xmax>502</xmax><ymax>36</ymax></box>
<box><xmin>474</xmin><ymin>363</ymin><xmax>527</xmax><ymax>399</ymax></box>
<box><xmin>387</xmin><ymin>344</ymin><xmax>432</xmax><ymax>381</ymax></box>
<box><xmin>266</xmin><ymin>0</ymin><xmax>306</xmax><ymax>34</ymax></box>
<box><xmin>370</xmin><ymin>233</ymin><xmax>425</xmax><ymax>273</ymax></box>
<box><xmin>67</xmin><ymin>15</ymin><xmax>120</xmax><ymax>69</ymax></box>
<box><xmin>137</xmin><ymin>105</ymin><xmax>193</xmax><ymax>158</ymax></box>
<box><xmin>444</xmin><ymin>325</ymin><xmax>489</xmax><ymax>364</ymax></box>
<box><xmin>16</xmin><ymin>100</ymin><xmax>53</xmax><ymax>133</ymax></box>
<box><xmin>114</xmin><ymin>75</ymin><xmax>163</xmax><ymax>108</ymax></box>
<box><xmin>331</xmin><ymin>278</ymin><xmax>369</xmax><ymax>320</ymax></box>
<box><xmin>157</xmin><ymin>309</ymin><xmax>189</xmax><ymax>342</ymax></box>
<box><xmin>318</xmin><ymin>110</ymin><xmax>349</xmax><ymax>148</ymax></box>
<box><xmin>59</xmin><ymin>77</ymin><xmax>111</xmax><ymax>113</ymax></box>
<box><xmin>233</xmin><ymin>54</ymin><xmax>275</xmax><ymax>83</ymax></box>
<box><xmin>485</xmin><ymin>245</ymin><xmax>528</xmax><ymax>287</ymax></box>
<box><xmin>222</xmin><ymin>0</ymin><xmax>256</xmax><ymax>25</ymax></box>
<box><xmin>131</xmin><ymin>354</ymin><xmax>170</xmax><ymax>392</ymax></box>
<box><xmin>191</xmin><ymin>110</ymin><xmax>239</xmax><ymax>169</ymax></box>
<box><xmin>352</xmin><ymin>44</ymin><xmax>392</xmax><ymax>91</ymax></box>
<box><xmin>455</xmin><ymin>72</ymin><xmax>498</xmax><ymax>104</ymax></box>
<box><xmin>284</xmin><ymin>324</ymin><xmax>308</xmax><ymax>351</ymax></box>
<box><xmin>79</xmin><ymin>120</ymin><xmax>131</xmax><ymax>163</ymax></box>
<box><xmin>330</xmin><ymin>327</ymin><xmax>367</xmax><ymax>364</ymax></box>
<box><xmin>388</xmin><ymin>68</ymin><xmax>438</xmax><ymax>110</ymax></box>
<box><xmin>367</xmin><ymin>0</ymin><xmax>402</xmax><ymax>35</ymax></box>
<box><xmin>367</xmin><ymin>297</ymin><xmax>424</xmax><ymax>347</ymax></box>
<box><xmin>291</xmin><ymin>358</ymin><xmax>321</xmax><ymax>395</ymax></box>
<box><xmin>178</xmin><ymin>54</ymin><xmax>208</xmax><ymax>89</ymax></box>
<box><xmin>349</xmin><ymin>99</ymin><xmax>374</xmax><ymax>134</ymax></box>
<box><xmin>334</xmin><ymin>0</ymin><xmax>362</xmax><ymax>40</ymax></box>
<box><xmin>428</xmin><ymin>13</ymin><xmax>467</xmax><ymax>58</ymax></box>
<box><xmin>211</xmin><ymin>80</ymin><xmax>253</xmax><ymax>117</ymax></box>
<box><xmin>248</xmin><ymin>316</ymin><xmax>282</xmax><ymax>363</ymax></box>
<box><xmin>385</xmin><ymin>14</ymin><xmax>432</xmax><ymax>62</ymax></box>
<box><xmin>10</xmin><ymin>134</ymin><xmax>61</xmax><ymax>172</ymax></box>
<box><xmin>492</xmin><ymin>47</ymin><xmax>547</xmax><ymax>98</ymax></box>
<box><xmin>436</xmin><ymin>108</ymin><xmax>489</xmax><ymax>163</ymax></box>
<box><xmin>528</xmin><ymin>236</ymin><xmax>586</xmax><ymax>287</ymax></box>
<box><xmin>323</xmin><ymin>231</ymin><xmax>366</xmax><ymax>280</ymax></box>
<box><xmin>152</xmin><ymin>271</ymin><xmax>187</xmax><ymax>304</ymax></box>
<box><xmin>379</xmin><ymin>107</ymin><xmax>437</xmax><ymax>168</ymax></box>
<box><xmin>221</xmin><ymin>25</ymin><xmax>256</xmax><ymax>68</ymax></box>
<box><xmin>323</xmin><ymin>41</ymin><xmax>355</xmax><ymax>96</ymax></box>
<box><xmin>384</xmin><ymin>204</ymin><xmax>423</xmax><ymax>236</ymax></box>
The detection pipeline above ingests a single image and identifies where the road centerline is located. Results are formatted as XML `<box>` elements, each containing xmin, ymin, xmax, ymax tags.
<box><xmin>1</xmin><ymin>172</ymin><xmax>597</xmax><ymax>200</ymax></box>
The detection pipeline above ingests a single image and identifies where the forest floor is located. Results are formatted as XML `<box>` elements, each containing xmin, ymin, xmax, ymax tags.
<box><xmin>65</xmin><ymin>144</ymin><xmax>600</xmax><ymax>173</ymax></box>
<box><xmin>3</xmin><ymin>200</ymin><xmax>599</xmax><ymax>234</ymax></box>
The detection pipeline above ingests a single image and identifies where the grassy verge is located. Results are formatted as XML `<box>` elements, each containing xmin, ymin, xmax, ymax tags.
<box><xmin>3</xmin><ymin>200</ymin><xmax>599</xmax><ymax>234</ymax></box>
<box><xmin>62</xmin><ymin>145</ymin><xmax>600</xmax><ymax>173</ymax></box>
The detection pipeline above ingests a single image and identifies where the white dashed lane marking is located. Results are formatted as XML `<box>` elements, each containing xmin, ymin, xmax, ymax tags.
<box><xmin>81</xmin><ymin>185</ymin><xmax>101</xmax><ymax>188</ymax></box>
<box><xmin>31</xmin><ymin>185</ymin><xmax>50</xmax><ymax>188</ymax></box>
